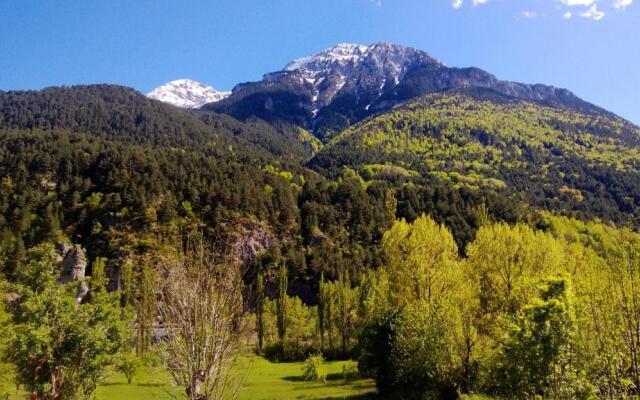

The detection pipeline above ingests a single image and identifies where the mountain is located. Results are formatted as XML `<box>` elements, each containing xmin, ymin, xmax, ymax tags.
<box><xmin>147</xmin><ymin>79</ymin><xmax>230</xmax><ymax>108</ymax></box>
<box><xmin>204</xmin><ymin>42</ymin><xmax>607</xmax><ymax>138</ymax></box>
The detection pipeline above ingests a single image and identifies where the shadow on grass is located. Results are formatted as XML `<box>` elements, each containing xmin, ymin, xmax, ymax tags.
<box><xmin>317</xmin><ymin>394</ymin><xmax>377</xmax><ymax>400</ymax></box>
<box><xmin>101</xmin><ymin>382</ymin><xmax>165</xmax><ymax>387</ymax></box>
<box><xmin>282</xmin><ymin>372</ymin><xmax>361</xmax><ymax>382</ymax></box>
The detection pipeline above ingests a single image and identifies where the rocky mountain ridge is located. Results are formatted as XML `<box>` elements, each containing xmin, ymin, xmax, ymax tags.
<box><xmin>203</xmin><ymin>42</ymin><xmax>606</xmax><ymax>136</ymax></box>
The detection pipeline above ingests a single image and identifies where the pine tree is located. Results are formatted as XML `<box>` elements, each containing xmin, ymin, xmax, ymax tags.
<box><xmin>44</xmin><ymin>203</ymin><xmax>63</xmax><ymax>242</ymax></box>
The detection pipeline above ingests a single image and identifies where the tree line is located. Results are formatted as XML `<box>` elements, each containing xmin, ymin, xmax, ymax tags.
<box><xmin>250</xmin><ymin>214</ymin><xmax>640</xmax><ymax>399</ymax></box>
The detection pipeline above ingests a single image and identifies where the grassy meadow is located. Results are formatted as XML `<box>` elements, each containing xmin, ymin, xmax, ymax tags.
<box><xmin>3</xmin><ymin>355</ymin><xmax>376</xmax><ymax>400</ymax></box>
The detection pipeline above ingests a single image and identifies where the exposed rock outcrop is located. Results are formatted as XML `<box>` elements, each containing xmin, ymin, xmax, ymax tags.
<box><xmin>55</xmin><ymin>243</ymin><xmax>89</xmax><ymax>303</ymax></box>
<box><xmin>229</xmin><ymin>223</ymin><xmax>277</xmax><ymax>266</ymax></box>
<box><xmin>57</xmin><ymin>244</ymin><xmax>87</xmax><ymax>284</ymax></box>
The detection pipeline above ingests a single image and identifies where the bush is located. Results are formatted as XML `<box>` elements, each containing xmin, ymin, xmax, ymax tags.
<box><xmin>358</xmin><ymin>303</ymin><xmax>462</xmax><ymax>400</ymax></box>
<box><xmin>141</xmin><ymin>352</ymin><xmax>162</xmax><ymax>367</ymax></box>
<box><xmin>493</xmin><ymin>277</ymin><xmax>595</xmax><ymax>399</ymax></box>
<box><xmin>302</xmin><ymin>354</ymin><xmax>326</xmax><ymax>382</ymax></box>
<box><xmin>358</xmin><ymin>309</ymin><xmax>401</xmax><ymax>394</ymax></box>
<box><xmin>0</xmin><ymin>364</ymin><xmax>13</xmax><ymax>400</ymax></box>
<box><xmin>263</xmin><ymin>341</ymin><xmax>316</xmax><ymax>362</ymax></box>
<box><xmin>116</xmin><ymin>353</ymin><xmax>141</xmax><ymax>384</ymax></box>
<box><xmin>342</xmin><ymin>360</ymin><xmax>359</xmax><ymax>382</ymax></box>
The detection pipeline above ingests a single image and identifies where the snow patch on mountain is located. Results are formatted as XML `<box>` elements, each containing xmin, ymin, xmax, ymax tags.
<box><xmin>280</xmin><ymin>42</ymin><xmax>443</xmax><ymax>110</ymax></box>
<box><xmin>147</xmin><ymin>79</ymin><xmax>230</xmax><ymax>109</ymax></box>
<box><xmin>284</xmin><ymin>43</ymin><xmax>369</xmax><ymax>72</ymax></box>
<box><xmin>206</xmin><ymin>42</ymin><xmax>601</xmax><ymax>133</ymax></box>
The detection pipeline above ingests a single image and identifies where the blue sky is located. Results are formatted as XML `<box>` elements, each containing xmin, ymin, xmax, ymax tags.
<box><xmin>0</xmin><ymin>0</ymin><xmax>638</xmax><ymax>123</ymax></box>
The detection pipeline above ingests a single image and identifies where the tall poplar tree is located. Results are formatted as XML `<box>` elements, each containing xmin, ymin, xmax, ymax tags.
<box><xmin>318</xmin><ymin>272</ymin><xmax>326</xmax><ymax>352</ymax></box>
<box><xmin>277</xmin><ymin>263</ymin><xmax>288</xmax><ymax>344</ymax></box>
<box><xmin>256</xmin><ymin>272</ymin><xmax>265</xmax><ymax>353</ymax></box>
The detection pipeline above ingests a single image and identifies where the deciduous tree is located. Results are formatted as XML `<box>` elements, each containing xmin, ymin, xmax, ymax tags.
<box><xmin>156</xmin><ymin>244</ymin><xmax>246</xmax><ymax>400</ymax></box>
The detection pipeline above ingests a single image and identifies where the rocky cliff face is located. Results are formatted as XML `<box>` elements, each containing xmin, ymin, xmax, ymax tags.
<box><xmin>228</xmin><ymin>223</ymin><xmax>277</xmax><ymax>266</ymax></box>
<box><xmin>57</xmin><ymin>243</ymin><xmax>87</xmax><ymax>283</ymax></box>
<box><xmin>56</xmin><ymin>243</ymin><xmax>89</xmax><ymax>302</ymax></box>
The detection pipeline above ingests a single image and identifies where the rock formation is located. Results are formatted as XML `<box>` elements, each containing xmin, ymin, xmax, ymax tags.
<box><xmin>57</xmin><ymin>244</ymin><xmax>88</xmax><ymax>284</ymax></box>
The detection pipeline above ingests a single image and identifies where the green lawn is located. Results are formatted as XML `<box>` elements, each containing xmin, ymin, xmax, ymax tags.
<box><xmin>4</xmin><ymin>356</ymin><xmax>376</xmax><ymax>400</ymax></box>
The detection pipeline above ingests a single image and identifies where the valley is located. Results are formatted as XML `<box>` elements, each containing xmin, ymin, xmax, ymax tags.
<box><xmin>1</xmin><ymin>39</ymin><xmax>640</xmax><ymax>400</ymax></box>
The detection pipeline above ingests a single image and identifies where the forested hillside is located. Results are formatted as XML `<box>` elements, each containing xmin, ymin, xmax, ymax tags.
<box><xmin>0</xmin><ymin>85</ymin><xmax>539</xmax><ymax>286</ymax></box>
<box><xmin>310</xmin><ymin>91</ymin><xmax>640</xmax><ymax>225</ymax></box>
<box><xmin>0</xmin><ymin>85</ymin><xmax>317</xmax><ymax>162</ymax></box>
<box><xmin>2</xmin><ymin>84</ymin><xmax>640</xmax><ymax>289</ymax></box>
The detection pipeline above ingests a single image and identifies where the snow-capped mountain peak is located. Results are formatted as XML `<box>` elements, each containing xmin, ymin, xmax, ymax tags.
<box><xmin>277</xmin><ymin>42</ymin><xmax>443</xmax><ymax>110</ymax></box>
<box><xmin>205</xmin><ymin>42</ymin><xmax>596</xmax><ymax>135</ymax></box>
<box><xmin>284</xmin><ymin>43</ymin><xmax>370</xmax><ymax>72</ymax></box>
<box><xmin>147</xmin><ymin>79</ymin><xmax>230</xmax><ymax>109</ymax></box>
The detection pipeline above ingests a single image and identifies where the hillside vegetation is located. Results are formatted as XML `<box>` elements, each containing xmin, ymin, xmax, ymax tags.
<box><xmin>310</xmin><ymin>92</ymin><xmax>640</xmax><ymax>225</ymax></box>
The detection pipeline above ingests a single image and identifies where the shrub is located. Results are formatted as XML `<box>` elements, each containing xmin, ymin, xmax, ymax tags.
<box><xmin>263</xmin><ymin>341</ymin><xmax>316</xmax><ymax>362</ymax></box>
<box><xmin>358</xmin><ymin>309</ymin><xmax>402</xmax><ymax>394</ymax></box>
<box><xmin>116</xmin><ymin>353</ymin><xmax>141</xmax><ymax>384</ymax></box>
<box><xmin>302</xmin><ymin>354</ymin><xmax>326</xmax><ymax>383</ymax></box>
<box><xmin>141</xmin><ymin>352</ymin><xmax>162</xmax><ymax>367</ymax></box>
<box><xmin>358</xmin><ymin>302</ymin><xmax>462</xmax><ymax>400</ymax></box>
<box><xmin>494</xmin><ymin>277</ymin><xmax>595</xmax><ymax>399</ymax></box>
<box><xmin>342</xmin><ymin>360</ymin><xmax>358</xmax><ymax>382</ymax></box>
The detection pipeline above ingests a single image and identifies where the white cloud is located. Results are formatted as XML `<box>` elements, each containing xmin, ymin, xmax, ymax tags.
<box><xmin>581</xmin><ymin>4</ymin><xmax>606</xmax><ymax>19</ymax></box>
<box><xmin>451</xmin><ymin>0</ymin><xmax>489</xmax><ymax>8</ymax></box>
<box><xmin>560</xmin><ymin>0</ymin><xmax>595</xmax><ymax>6</ymax></box>
<box><xmin>449</xmin><ymin>0</ymin><xmax>632</xmax><ymax>19</ymax></box>
<box><xmin>559</xmin><ymin>0</ymin><xmax>634</xmax><ymax>11</ymax></box>
<box><xmin>613</xmin><ymin>0</ymin><xmax>633</xmax><ymax>9</ymax></box>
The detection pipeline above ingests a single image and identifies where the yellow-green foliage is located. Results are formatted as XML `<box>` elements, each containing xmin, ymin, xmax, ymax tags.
<box><xmin>381</xmin><ymin>214</ymin><xmax>459</xmax><ymax>305</ymax></box>
<box><xmin>262</xmin><ymin>164</ymin><xmax>304</xmax><ymax>193</ymax></box>
<box><xmin>360</xmin><ymin>213</ymin><xmax>640</xmax><ymax>398</ymax></box>
<box><xmin>297</xmin><ymin>127</ymin><xmax>324</xmax><ymax>153</ymax></box>
<box><xmin>302</xmin><ymin>354</ymin><xmax>326</xmax><ymax>382</ymax></box>
<box><xmin>263</xmin><ymin>296</ymin><xmax>316</xmax><ymax>351</ymax></box>
<box><xmin>541</xmin><ymin>212</ymin><xmax>621</xmax><ymax>255</ymax></box>
<box><xmin>324</xmin><ymin>93</ymin><xmax>640</xmax><ymax>191</ymax></box>
<box><xmin>465</xmin><ymin>222</ymin><xmax>570</xmax><ymax>315</ymax></box>
<box><xmin>361</xmin><ymin>163</ymin><xmax>419</xmax><ymax>180</ymax></box>
<box><xmin>0</xmin><ymin>282</ymin><xmax>15</xmax><ymax>399</ymax></box>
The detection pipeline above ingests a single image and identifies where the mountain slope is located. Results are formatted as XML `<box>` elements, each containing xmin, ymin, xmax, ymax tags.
<box><xmin>0</xmin><ymin>85</ymin><xmax>316</xmax><ymax>162</ymax></box>
<box><xmin>308</xmin><ymin>90</ymin><xmax>640</xmax><ymax>224</ymax></box>
<box><xmin>204</xmin><ymin>42</ymin><xmax>607</xmax><ymax>138</ymax></box>
<box><xmin>147</xmin><ymin>79</ymin><xmax>230</xmax><ymax>108</ymax></box>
